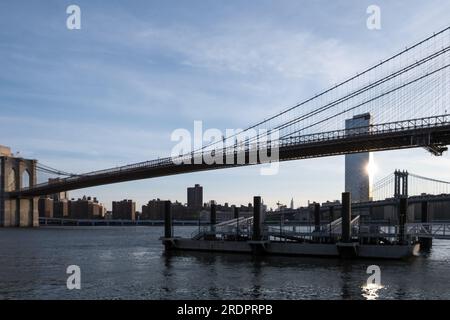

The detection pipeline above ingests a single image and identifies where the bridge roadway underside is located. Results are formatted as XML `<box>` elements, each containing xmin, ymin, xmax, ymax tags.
<box><xmin>9</xmin><ymin>125</ymin><xmax>450</xmax><ymax>198</ymax></box>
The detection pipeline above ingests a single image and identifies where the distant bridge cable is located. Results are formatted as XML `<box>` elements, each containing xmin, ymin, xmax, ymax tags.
<box><xmin>36</xmin><ymin>163</ymin><xmax>78</xmax><ymax>177</ymax></box>
<box><xmin>408</xmin><ymin>173</ymin><xmax>450</xmax><ymax>185</ymax></box>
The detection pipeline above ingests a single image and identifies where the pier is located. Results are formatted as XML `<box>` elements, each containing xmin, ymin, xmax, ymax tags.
<box><xmin>38</xmin><ymin>217</ymin><xmax>208</xmax><ymax>227</ymax></box>
<box><xmin>160</xmin><ymin>192</ymin><xmax>437</xmax><ymax>259</ymax></box>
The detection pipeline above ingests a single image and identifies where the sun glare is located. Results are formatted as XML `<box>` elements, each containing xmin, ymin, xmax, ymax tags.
<box><xmin>366</xmin><ymin>155</ymin><xmax>377</xmax><ymax>181</ymax></box>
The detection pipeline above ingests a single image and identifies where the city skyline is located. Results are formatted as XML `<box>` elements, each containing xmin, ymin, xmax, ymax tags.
<box><xmin>2</xmin><ymin>1</ymin><xmax>450</xmax><ymax>211</ymax></box>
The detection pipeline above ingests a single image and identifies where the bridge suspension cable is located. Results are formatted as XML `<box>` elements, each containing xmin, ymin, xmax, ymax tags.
<box><xmin>188</xmin><ymin>26</ymin><xmax>450</xmax><ymax>157</ymax></box>
<box><xmin>280</xmin><ymin>61</ymin><xmax>450</xmax><ymax>141</ymax></box>
<box><xmin>36</xmin><ymin>163</ymin><xmax>77</xmax><ymax>177</ymax></box>
<box><xmin>408</xmin><ymin>173</ymin><xmax>450</xmax><ymax>185</ymax></box>
<box><xmin>268</xmin><ymin>45</ymin><xmax>450</xmax><ymax>140</ymax></box>
<box><xmin>372</xmin><ymin>173</ymin><xmax>395</xmax><ymax>201</ymax></box>
<box><xmin>408</xmin><ymin>172</ymin><xmax>450</xmax><ymax>196</ymax></box>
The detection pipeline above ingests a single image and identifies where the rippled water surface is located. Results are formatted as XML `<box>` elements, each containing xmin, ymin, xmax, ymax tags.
<box><xmin>1</xmin><ymin>226</ymin><xmax>449</xmax><ymax>299</ymax></box>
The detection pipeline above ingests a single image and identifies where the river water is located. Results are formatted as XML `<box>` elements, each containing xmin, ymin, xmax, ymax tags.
<box><xmin>1</xmin><ymin>226</ymin><xmax>449</xmax><ymax>300</ymax></box>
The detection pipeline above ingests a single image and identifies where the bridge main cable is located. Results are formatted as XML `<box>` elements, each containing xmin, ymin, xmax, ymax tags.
<box><xmin>191</xmin><ymin>26</ymin><xmax>450</xmax><ymax>155</ymax></box>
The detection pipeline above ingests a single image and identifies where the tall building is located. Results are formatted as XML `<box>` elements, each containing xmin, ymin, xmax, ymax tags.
<box><xmin>68</xmin><ymin>196</ymin><xmax>104</xmax><ymax>219</ymax></box>
<box><xmin>141</xmin><ymin>199</ymin><xmax>166</xmax><ymax>220</ymax></box>
<box><xmin>345</xmin><ymin>113</ymin><xmax>373</xmax><ymax>202</ymax></box>
<box><xmin>198</xmin><ymin>203</ymin><xmax>254</xmax><ymax>222</ymax></box>
<box><xmin>187</xmin><ymin>184</ymin><xmax>203</xmax><ymax>208</ymax></box>
<box><xmin>53</xmin><ymin>199</ymin><xmax>69</xmax><ymax>218</ymax></box>
<box><xmin>141</xmin><ymin>199</ymin><xmax>197</xmax><ymax>220</ymax></box>
<box><xmin>112</xmin><ymin>199</ymin><xmax>136</xmax><ymax>221</ymax></box>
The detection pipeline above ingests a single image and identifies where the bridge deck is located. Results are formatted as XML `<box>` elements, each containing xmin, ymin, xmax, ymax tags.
<box><xmin>10</xmin><ymin>115</ymin><xmax>450</xmax><ymax>197</ymax></box>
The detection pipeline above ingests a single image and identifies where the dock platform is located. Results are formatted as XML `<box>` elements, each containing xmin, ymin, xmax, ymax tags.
<box><xmin>162</xmin><ymin>237</ymin><xmax>420</xmax><ymax>259</ymax></box>
<box><xmin>161</xmin><ymin>195</ymin><xmax>422</xmax><ymax>260</ymax></box>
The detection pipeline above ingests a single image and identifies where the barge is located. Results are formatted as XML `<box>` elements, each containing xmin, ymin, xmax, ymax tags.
<box><xmin>161</xmin><ymin>193</ymin><xmax>421</xmax><ymax>259</ymax></box>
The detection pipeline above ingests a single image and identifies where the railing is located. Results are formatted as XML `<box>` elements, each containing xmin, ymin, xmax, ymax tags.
<box><xmin>266</xmin><ymin>223</ymin><xmax>412</xmax><ymax>243</ymax></box>
<box><xmin>191</xmin><ymin>217</ymin><xmax>254</xmax><ymax>240</ymax></box>
<box><xmin>406</xmin><ymin>223</ymin><xmax>450</xmax><ymax>239</ymax></box>
<box><xmin>281</xmin><ymin>114</ymin><xmax>450</xmax><ymax>146</ymax></box>
<box><xmin>266</xmin><ymin>216</ymin><xmax>361</xmax><ymax>242</ymax></box>
<box><xmin>189</xmin><ymin>219</ymin><xmax>450</xmax><ymax>242</ymax></box>
<box><xmin>257</xmin><ymin>220</ymin><xmax>447</xmax><ymax>242</ymax></box>
<box><xmin>318</xmin><ymin>215</ymin><xmax>360</xmax><ymax>235</ymax></box>
<box><xmin>356</xmin><ymin>224</ymin><xmax>403</xmax><ymax>239</ymax></box>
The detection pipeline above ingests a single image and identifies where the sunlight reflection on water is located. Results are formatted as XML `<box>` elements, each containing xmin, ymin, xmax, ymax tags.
<box><xmin>361</xmin><ymin>283</ymin><xmax>385</xmax><ymax>300</ymax></box>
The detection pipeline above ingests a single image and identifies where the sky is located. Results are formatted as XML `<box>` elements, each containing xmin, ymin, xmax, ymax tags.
<box><xmin>1</xmin><ymin>0</ymin><xmax>450</xmax><ymax>210</ymax></box>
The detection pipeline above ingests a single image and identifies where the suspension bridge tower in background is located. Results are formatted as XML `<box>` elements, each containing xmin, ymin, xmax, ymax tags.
<box><xmin>0</xmin><ymin>145</ymin><xmax>39</xmax><ymax>227</ymax></box>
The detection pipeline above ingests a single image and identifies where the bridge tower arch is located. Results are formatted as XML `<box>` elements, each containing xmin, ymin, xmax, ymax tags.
<box><xmin>22</xmin><ymin>169</ymin><xmax>31</xmax><ymax>189</ymax></box>
<box><xmin>0</xmin><ymin>147</ymin><xmax>39</xmax><ymax>227</ymax></box>
<box><xmin>394</xmin><ymin>170</ymin><xmax>409</xmax><ymax>198</ymax></box>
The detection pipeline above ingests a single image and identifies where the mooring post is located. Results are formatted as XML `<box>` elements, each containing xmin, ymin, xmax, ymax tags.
<box><xmin>210</xmin><ymin>202</ymin><xmax>217</xmax><ymax>232</ymax></box>
<box><xmin>312</xmin><ymin>203</ymin><xmax>321</xmax><ymax>242</ymax></box>
<box><xmin>234</xmin><ymin>206</ymin><xmax>239</xmax><ymax>238</ymax></box>
<box><xmin>164</xmin><ymin>200</ymin><xmax>172</xmax><ymax>238</ymax></box>
<box><xmin>341</xmin><ymin>192</ymin><xmax>351</xmax><ymax>243</ymax></box>
<box><xmin>419</xmin><ymin>200</ymin><xmax>432</xmax><ymax>249</ymax></box>
<box><xmin>252</xmin><ymin>196</ymin><xmax>262</xmax><ymax>241</ymax></box>
<box><xmin>328</xmin><ymin>206</ymin><xmax>334</xmax><ymax>241</ymax></box>
<box><xmin>398</xmin><ymin>197</ymin><xmax>407</xmax><ymax>244</ymax></box>
<box><xmin>314</xmin><ymin>203</ymin><xmax>321</xmax><ymax>232</ymax></box>
<box><xmin>421</xmin><ymin>200</ymin><xmax>428</xmax><ymax>223</ymax></box>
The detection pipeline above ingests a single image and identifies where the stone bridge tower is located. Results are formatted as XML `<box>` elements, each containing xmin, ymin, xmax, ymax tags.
<box><xmin>0</xmin><ymin>145</ymin><xmax>39</xmax><ymax>227</ymax></box>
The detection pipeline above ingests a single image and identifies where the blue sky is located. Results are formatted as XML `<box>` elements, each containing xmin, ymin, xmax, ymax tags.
<box><xmin>1</xmin><ymin>0</ymin><xmax>450</xmax><ymax>210</ymax></box>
